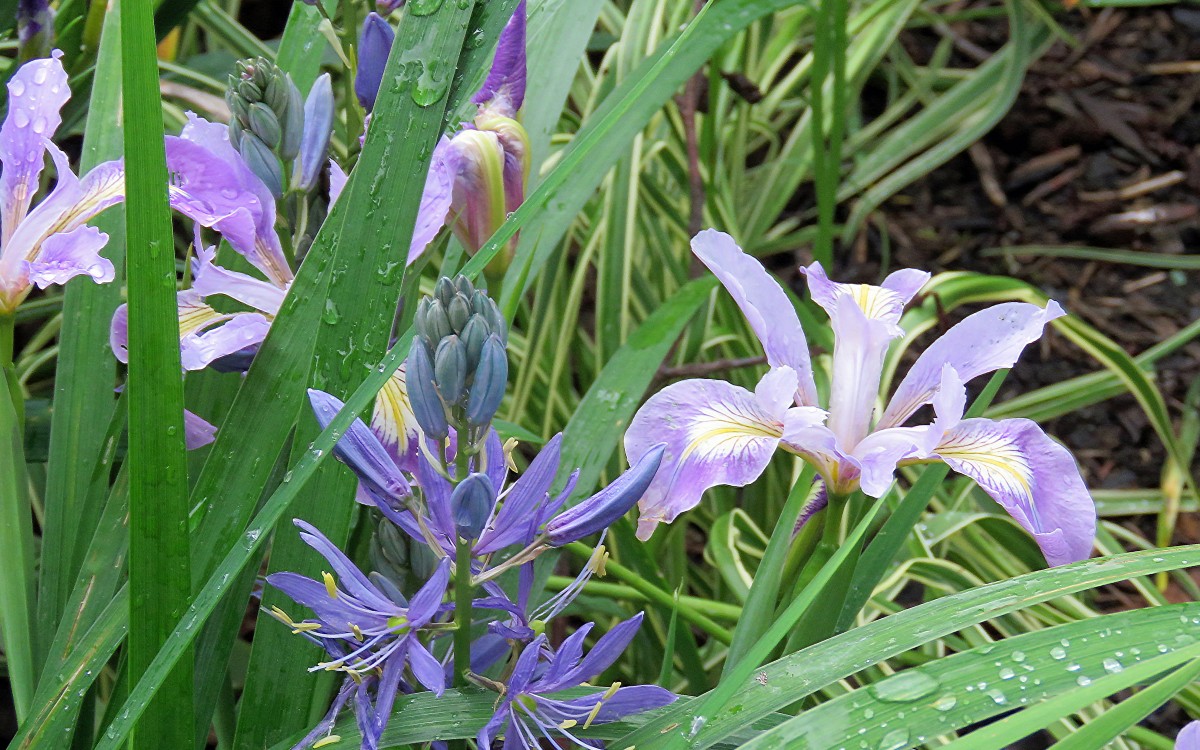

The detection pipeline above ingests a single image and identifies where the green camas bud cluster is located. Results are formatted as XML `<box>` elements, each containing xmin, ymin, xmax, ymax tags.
<box><xmin>226</xmin><ymin>57</ymin><xmax>304</xmax><ymax>197</ymax></box>
<box><xmin>407</xmin><ymin>275</ymin><xmax>508</xmax><ymax>441</ymax></box>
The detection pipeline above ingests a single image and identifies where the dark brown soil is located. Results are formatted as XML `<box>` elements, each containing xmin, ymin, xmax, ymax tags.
<box><xmin>835</xmin><ymin>6</ymin><xmax>1200</xmax><ymax>502</ymax></box>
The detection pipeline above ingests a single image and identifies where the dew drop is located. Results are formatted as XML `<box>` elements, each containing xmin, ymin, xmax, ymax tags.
<box><xmin>868</xmin><ymin>670</ymin><xmax>941</xmax><ymax>703</ymax></box>
<box><xmin>1050</xmin><ymin>646</ymin><xmax>1067</xmax><ymax>660</ymax></box>
<box><xmin>1103</xmin><ymin>658</ymin><xmax>1123</xmax><ymax>674</ymax></box>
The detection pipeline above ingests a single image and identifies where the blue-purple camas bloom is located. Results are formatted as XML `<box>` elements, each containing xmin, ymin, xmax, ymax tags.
<box><xmin>478</xmin><ymin>615</ymin><xmax>676</xmax><ymax>750</ymax></box>
<box><xmin>0</xmin><ymin>51</ymin><xmax>124</xmax><ymax>314</ymax></box>
<box><xmin>306</xmin><ymin>388</ymin><xmax>666</xmax><ymax>559</ymax></box>
<box><xmin>266</xmin><ymin>521</ymin><xmax>450</xmax><ymax>750</ymax></box>
<box><xmin>625</xmin><ymin>229</ymin><xmax>1097</xmax><ymax>567</ymax></box>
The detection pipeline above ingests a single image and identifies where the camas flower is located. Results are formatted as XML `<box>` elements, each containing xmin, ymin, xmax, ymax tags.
<box><xmin>266</xmin><ymin>520</ymin><xmax>450</xmax><ymax>750</ymax></box>
<box><xmin>0</xmin><ymin>51</ymin><xmax>124</xmax><ymax>313</ymax></box>
<box><xmin>407</xmin><ymin>1</ymin><xmax>530</xmax><ymax>267</ymax></box>
<box><xmin>308</xmin><ymin>388</ymin><xmax>666</xmax><ymax>557</ymax></box>
<box><xmin>625</xmin><ymin>229</ymin><xmax>1096</xmax><ymax>567</ymax></box>
<box><xmin>478</xmin><ymin>614</ymin><xmax>675</xmax><ymax>750</ymax></box>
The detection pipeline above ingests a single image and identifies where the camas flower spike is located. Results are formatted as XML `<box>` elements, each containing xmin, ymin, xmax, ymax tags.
<box><xmin>624</xmin><ymin>229</ymin><xmax>1096</xmax><ymax>567</ymax></box>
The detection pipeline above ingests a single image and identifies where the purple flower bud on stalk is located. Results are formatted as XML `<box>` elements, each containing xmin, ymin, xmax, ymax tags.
<box><xmin>308</xmin><ymin>388</ymin><xmax>413</xmax><ymax>501</ymax></box>
<box><xmin>545</xmin><ymin>443</ymin><xmax>666</xmax><ymax>545</ymax></box>
<box><xmin>451</xmin><ymin>473</ymin><xmax>495</xmax><ymax>540</ymax></box>
<box><xmin>356</xmin><ymin>13</ymin><xmax>395</xmax><ymax>112</ymax></box>
<box><xmin>406</xmin><ymin>339</ymin><xmax>449</xmax><ymax>440</ymax></box>
<box><xmin>296</xmin><ymin>73</ymin><xmax>334</xmax><ymax>191</ymax></box>
<box><xmin>466</xmin><ymin>334</ymin><xmax>507</xmax><ymax>427</ymax></box>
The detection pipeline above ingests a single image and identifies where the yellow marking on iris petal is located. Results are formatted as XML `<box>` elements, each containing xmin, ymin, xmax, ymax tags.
<box><xmin>559</xmin><ymin>720</ymin><xmax>578</xmax><ymax>730</ymax></box>
<box><xmin>178</xmin><ymin>300</ymin><xmax>228</xmax><ymax>338</ymax></box>
<box><xmin>313</xmin><ymin>736</ymin><xmax>341</xmax><ymax>748</ymax></box>
<box><xmin>373</xmin><ymin>366</ymin><xmax>417</xmax><ymax>456</ymax></box>
<box><xmin>678</xmin><ymin>403</ymin><xmax>783</xmax><ymax>469</ymax></box>
<box><xmin>323</xmin><ymin>572</ymin><xmax>338</xmax><ymax>599</ymax></box>
<box><xmin>937</xmin><ymin>430</ymin><xmax>1034</xmax><ymax>500</ymax></box>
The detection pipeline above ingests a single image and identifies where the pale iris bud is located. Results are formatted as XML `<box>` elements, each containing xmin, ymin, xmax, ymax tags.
<box><xmin>279</xmin><ymin>77</ymin><xmax>305</xmax><ymax>162</ymax></box>
<box><xmin>17</xmin><ymin>0</ymin><xmax>54</xmax><ymax>60</ymax></box>
<box><xmin>450</xmin><ymin>473</ymin><xmax>495</xmax><ymax>540</ymax></box>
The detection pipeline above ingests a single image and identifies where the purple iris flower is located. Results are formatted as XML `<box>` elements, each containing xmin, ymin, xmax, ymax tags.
<box><xmin>17</xmin><ymin>0</ymin><xmax>54</xmax><ymax>59</ymax></box>
<box><xmin>163</xmin><ymin>112</ymin><xmax>293</xmax><ymax>287</ymax></box>
<box><xmin>624</xmin><ymin>230</ymin><xmax>1097</xmax><ymax>567</ymax></box>
<box><xmin>407</xmin><ymin>1</ymin><xmax>529</xmax><ymax>266</ymax></box>
<box><xmin>266</xmin><ymin>520</ymin><xmax>450</xmax><ymax>750</ymax></box>
<box><xmin>478</xmin><ymin>614</ymin><xmax>676</xmax><ymax>750</ymax></box>
<box><xmin>0</xmin><ymin>51</ymin><xmax>124</xmax><ymax>313</ymax></box>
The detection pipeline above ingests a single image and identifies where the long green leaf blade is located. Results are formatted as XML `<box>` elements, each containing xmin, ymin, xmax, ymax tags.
<box><xmin>120</xmin><ymin>0</ymin><xmax>193</xmax><ymax>744</ymax></box>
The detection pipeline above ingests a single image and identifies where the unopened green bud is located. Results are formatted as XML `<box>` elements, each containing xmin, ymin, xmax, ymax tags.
<box><xmin>406</xmin><ymin>340</ymin><xmax>448</xmax><ymax>440</ymax></box>
<box><xmin>247</xmin><ymin>102</ymin><xmax>282</xmax><ymax>148</ymax></box>
<box><xmin>447</xmin><ymin>294</ymin><xmax>472</xmax><ymax>333</ymax></box>
<box><xmin>460</xmin><ymin>315</ymin><xmax>489</xmax><ymax>370</ymax></box>
<box><xmin>279</xmin><ymin>75</ymin><xmax>304</xmax><ymax>162</ymax></box>
<box><xmin>423</xmin><ymin>299</ymin><xmax>453</xmax><ymax>343</ymax></box>
<box><xmin>454</xmin><ymin>274</ymin><xmax>475</xmax><ymax>298</ymax></box>
<box><xmin>239</xmin><ymin>133</ymin><xmax>284</xmax><ymax>197</ymax></box>
<box><xmin>434</xmin><ymin>276</ymin><xmax>456</xmax><ymax>306</ymax></box>
<box><xmin>237</xmin><ymin>79</ymin><xmax>262</xmax><ymax>103</ymax></box>
<box><xmin>467</xmin><ymin>334</ymin><xmax>508</xmax><ymax>427</ymax></box>
<box><xmin>434</xmin><ymin>335</ymin><xmax>467</xmax><ymax>405</ymax></box>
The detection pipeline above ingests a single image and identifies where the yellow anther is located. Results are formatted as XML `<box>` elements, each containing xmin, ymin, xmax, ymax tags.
<box><xmin>291</xmin><ymin>623</ymin><xmax>322</xmax><ymax>634</ymax></box>
<box><xmin>558</xmin><ymin>720</ymin><xmax>578</xmax><ymax>730</ymax></box>
<box><xmin>350</xmin><ymin>623</ymin><xmax>364</xmax><ymax>642</ymax></box>
<box><xmin>503</xmin><ymin>438</ymin><xmax>520</xmax><ymax>472</ymax></box>
<box><xmin>589</xmin><ymin>545</ymin><xmax>610</xmax><ymax>577</ymax></box>
<box><xmin>348</xmin><ymin>670</ymin><xmax>363</xmax><ymax>684</ymax></box>
<box><xmin>583</xmin><ymin>701</ymin><xmax>604</xmax><ymax>730</ymax></box>
<box><xmin>322</xmin><ymin>572</ymin><xmax>338</xmax><ymax>599</ymax></box>
<box><xmin>602</xmin><ymin>681</ymin><xmax>622</xmax><ymax>699</ymax></box>
<box><xmin>313</xmin><ymin>736</ymin><xmax>342</xmax><ymax>748</ymax></box>
<box><xmin>322</xmin><ymin>660</ymin><xmax>345</xmax><ymax>671</ymax></box>
<box><xmin>268</xmin><ymin>606</ymin><xmax>296</xmax><ymax>627</ymax></box>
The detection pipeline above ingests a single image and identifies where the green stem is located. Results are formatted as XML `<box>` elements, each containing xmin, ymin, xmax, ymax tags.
<box><xmin>451</xmin><ymin>425</ymin><xmax>475</xmax><ymax>699</ymax></box>
<box><xmin>545</xmin><ymin>576</ymin><xmax>743</xmax><ymax>622</ymax></box>
<box><xmin>0</xmin><ymin>311</ymin><xmax>35</xmax><ymax>721</ymax></box>
<box><xmin>453</xmin><ymin>537</ymin><xmax>473</xmax><ymax>690</ymax></box>
<box><xmin>564</xmin><ymin>542</ymin><xmax>734</xmax><ymax>645</ymax></box>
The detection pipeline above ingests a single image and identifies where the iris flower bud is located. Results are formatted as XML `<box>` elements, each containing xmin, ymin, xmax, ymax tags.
<box><xmin>450</xmin><ymin>473</ymin><xmax>495</xmax><ymax>540</ymax></box>
<box><xmin>466</xmin><ymin>334</ymin><xmax>507</xmax><ymax>428</ymax></box>
<box><xmin>406</xmin><ymin>340</ymin><xmax>449</xmax><ymax>440</ymax></box>
<box><xmin>355</xmin><ymin>13</ymin><xmax>394</xmax><ymax>112</ymax></box>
